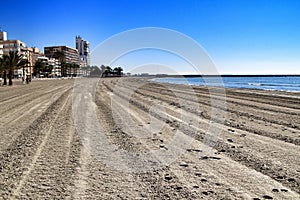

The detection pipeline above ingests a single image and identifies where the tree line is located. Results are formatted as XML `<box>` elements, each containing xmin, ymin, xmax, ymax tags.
<box><xmin>0</xmin><ymin>50</ymin><xmax>124</xmax><ymax>86</ymax></box>
<box><xmin>50</xmin><ymin>51</ymin><xmax>123</xmax><ymax>77</ymax></box>
<box><xmin>84</xmin><ymin>65</ymin><xmax>123</xmax><ymax>77</ymax></box>
<box><xmin>33</xmin><ymin>60</ymin><xmax>80</xmax><ymax>78</ymax></box>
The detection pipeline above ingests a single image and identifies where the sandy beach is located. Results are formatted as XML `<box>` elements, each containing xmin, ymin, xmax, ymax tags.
<box><xmin>0</xmin><ymin>77</ymin><xmax>299</xmax><ymax>199</ymax></box>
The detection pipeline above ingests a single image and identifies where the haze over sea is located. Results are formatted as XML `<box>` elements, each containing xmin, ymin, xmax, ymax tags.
<box><xmin>153</xmin><ymin>76</ymin><xmax>300</xmax><ymax>93</ymax></box>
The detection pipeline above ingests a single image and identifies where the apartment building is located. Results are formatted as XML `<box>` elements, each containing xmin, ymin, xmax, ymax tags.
<box><xmin>75</xmin><ymin>36</ymin><xmax>90</xmax><ymax>67</ymax></box>
<box><xmin>0</xmin><ymin>31</ymin><xmax>42</xmax><ymax>78</ymax></box>
<box><xmin>44</xmin><ymin>46</ymin><xmax>80</xmax><ymax>65</ymax></box>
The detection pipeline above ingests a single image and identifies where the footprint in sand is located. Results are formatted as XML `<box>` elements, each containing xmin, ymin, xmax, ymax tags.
<box><xmin>179</xmin><ymin>162</ymin><xmax>188</xmax><ymax>167</ymax></box>
<box><xmin>202</xmin><ymin>190</ymin><xmax>214</xmax><ymax>195</ymax></box>
<box><xmin>227</xmin><ymin>138</ymin><xmax>234</xmax><ymax>142</ymax></box>
<box><xmin>262</xmin><ymin>195</ymin><xmax>273</xmax><ymax>199</ymax></box>
<box><xmin>228</xmin><ymin>129</ymin><xmax>235</xmax><ymax>133</ymax></box>
<box><xmin>164</xmin><ymin>174</ymin><xmax>172</xmax><ymax>181</ymax></box>
<box><xmin>175</xmin><ymin>186</ymin><xmax>183</xmax><ymax>190</ymax></box>
<box><xmin>276</xmin><ymin>175</ymin><xmax>284</xmax><ymax>180</ymax></box>
<box><xmin>194</xmin><ymin>172</ymin><xmax>202</xmax><ymax>177</ymax></box>
<box><xmin>200</xmin><ymin>156</ymin><xmax>221</xmax><ymax>160</ymax></box>
<box><xmin>287</xmin><ymin>178</ymin><xmax>295</xmax><ymax>182</ymax></box>
<box><xmin>186</xmin><ymin>148</ymin><xmax>202</xmax><ymax>152</ymax></box>
<box><xmin>159</xmin><ymin>144</ymin><xmax>168</xmax><ymax>150</ymax></box>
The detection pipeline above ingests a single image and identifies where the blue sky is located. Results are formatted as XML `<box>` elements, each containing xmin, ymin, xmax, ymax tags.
<box><xmin>1</xmin><ymin>0</ymin><xmax>300</xmax><ymax>74</ymax></box>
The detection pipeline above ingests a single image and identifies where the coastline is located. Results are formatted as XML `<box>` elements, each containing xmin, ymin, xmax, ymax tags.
<box><xmin>151</xmin><ymin>76</ymin><xmax>300</xmax><ymax>93</ymax></box>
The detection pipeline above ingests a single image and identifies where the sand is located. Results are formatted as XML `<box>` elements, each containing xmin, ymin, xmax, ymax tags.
<box><xmin>0</xmin><ymin>77</ymin><xmax>299</xmax><ymax>199</ymax></box>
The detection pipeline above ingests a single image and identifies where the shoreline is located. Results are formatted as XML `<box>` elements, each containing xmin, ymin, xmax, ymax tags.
<box><xmin>148</xmin><ymin>74</ymin><xmax>300</xmax><ymax>77</ymax></box>
<box><xmin>150</xmin><ymin>76</ymin><xmax>300</xmax><ymax>94</ymax></box>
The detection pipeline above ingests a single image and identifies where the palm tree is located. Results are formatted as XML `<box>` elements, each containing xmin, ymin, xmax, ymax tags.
<box><xmin>104</xmin><ymin>66</ymin><xmax>112</xmax><ymax>77</ymax></box>
<box><xmin>73</xmin><ymin>63</ymin><xmax>80</xmax><ymax>77</ymax></box>
<box><xmin>87</xmin><ymin>66</ymin><xmax>93</xmax><ymax>77</ymax></box>
<box><xmin>114</xmin><ymin>67</ymin><xmax>123</xmax><ymax>76</ymax></box>
<box><xmin>7</xmin><ymin>51</ymin><xmax>27</xmax><ymax>86</ymax></box>
<box><xmin>60</xmin><ymin>62</ymin><xmax>67</xmax><ymax>77</ymax></box>
<box><xmin>70</xmin><ymin>63</ymin><xmax>79</xmax><ymax>77</ymax></box>
<box><xmin>33</xmin><ymin>60</ymin><xmax>53</xmax><ymax>78</ymax></box>
<box><xmin>90</xmin><ymin>66</ymin><xmax>102</xmax><ymax>77</ymax></box>
<box><xmin>100</xmin><ymin>65</ymin><xmax>106</xmax><ymax>77</ymax></box>
<box><xmin>0</xmin><ymin>55</ymin><xmax>9</xmax><ymax>85</ymax></box>
<box><xmin>81</xmin><ymin>66</ymin><xmax>87</xmax><ymax>76</ymax></box>
<box><xmin>66</xmin><ymin>63</ymin><xmax>71</xmax><ymax>77</ymax></box>
<box><xmin>45</xmin><ymin>64</ymin><xmax>53</xmax><ymax>78</ymax></box>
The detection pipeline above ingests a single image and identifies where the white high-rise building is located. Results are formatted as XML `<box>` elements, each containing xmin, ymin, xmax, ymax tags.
<box><xmin>0</xmin><ymin>31</ymin><xmax>7</xmax><ymax>41</ymax></box>
<box><xmin>0</xmin><ymin>31</ymin><xmax>8</xmax><ymax>56</ymax></box>
<box><xmin>75</xmin><ymin>36</ymin><xmax>90</xmax><ymax>67</ymax></box>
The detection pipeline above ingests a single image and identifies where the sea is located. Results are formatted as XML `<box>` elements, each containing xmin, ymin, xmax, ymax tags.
<box><xmin>152</xmin><ymin>76</ymin><xmax>300</xmax><ymax>93</ymax></box>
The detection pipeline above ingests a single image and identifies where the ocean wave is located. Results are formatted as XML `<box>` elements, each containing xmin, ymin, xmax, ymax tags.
<box><xmin>153</xmin><ymin>77</ymin><xmax>300</xmax><ymax>93</ymax></box>
<box><xmin>248</xmin><ymin>83</ymin><xmax>262</xmax><ymax>86</ymax></box>
<box><xmin>248</xmin><ymin>83</ymin><xmax>300</xmax><ymax>87</ymax></box>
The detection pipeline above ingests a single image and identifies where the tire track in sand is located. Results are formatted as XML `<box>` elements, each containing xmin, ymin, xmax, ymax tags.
<box><xmin>11</xmin><ymin>91</ymin><xmax>72</xmax><ymax>198</ymax></box>
<box><xmin>102</xmin><ymin>78</ymin><xmax>300</xmax><ymax>193</ymax></box>
<box><xmin>0</xmin><ymin>88</ymin><xmax>72</xmax><ymax>198</ymax></box>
